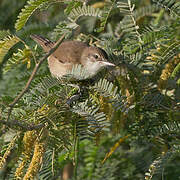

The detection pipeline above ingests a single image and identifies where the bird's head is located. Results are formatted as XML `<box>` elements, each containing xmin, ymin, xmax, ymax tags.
<box><xmin>81</xmin><ymin>46</ymin><xmax>115</xmax><ymax>76</ymax></box>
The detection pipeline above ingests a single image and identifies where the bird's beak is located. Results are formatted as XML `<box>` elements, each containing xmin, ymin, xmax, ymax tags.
<box><xmin>100</xmin><ymin>60</ymin><xmax>115</xmax><ymax>67</ymax></box>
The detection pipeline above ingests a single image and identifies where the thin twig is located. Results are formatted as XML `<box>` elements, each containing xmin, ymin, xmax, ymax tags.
<box><xmin>127</xmin><ymin>0</ymin><xmax>143</xmax><ymax>44</ymax></box>
<box><xmin>7</xmin><ymin>34</ymin><xmax>65</xmax><ymax>121</ymax></box>
<box><xmin>0</xmin><ymin>119</ymin><xmax>44</xmax><ymax>131</ymax></box>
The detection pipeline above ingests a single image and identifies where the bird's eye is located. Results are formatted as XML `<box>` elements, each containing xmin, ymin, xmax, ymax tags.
<box><xmin>94</xmin><ymin>54</ymin><xmax>99</xmax><ymax>59</ymax></box>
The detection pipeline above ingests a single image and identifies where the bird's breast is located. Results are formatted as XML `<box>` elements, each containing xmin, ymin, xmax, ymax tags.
<box><xmin>48</xmin><ymin>56</ymin><xmax>73</xmax><ymax>78</ymax></box>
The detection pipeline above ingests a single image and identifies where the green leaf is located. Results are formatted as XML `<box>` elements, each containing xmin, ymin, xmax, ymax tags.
<box><xmin>3</xmin><ymin>46</ymin><xmax>33</xmax><ymax>73</ymax></box>
<box><xmin>0</xmin><ymin>30</ymin><xmax>11</xmax><ymax>40</ymax></box>
<box><xmin>69</xmin><ymin>5</ymin><xmax>102</xmax><ymax>23</ymax></box>
<box><xmin>0</xmin><ymin>35</ymin><xmax>20</xmax><ymax>63</ymax></box>
<box><xmin>15</xmin><ymin>0</ymin><xmax>50</xmax><ymax>31</ymax></box>
<box><xmin>171</xmin><ymin>62</ymin><xmax>180</xmax><ymax>78</ymax></box>
<box><xmin>152</xmin><ymin>0</ymin><xmax>180</xmax><ymax>17</ymax></box>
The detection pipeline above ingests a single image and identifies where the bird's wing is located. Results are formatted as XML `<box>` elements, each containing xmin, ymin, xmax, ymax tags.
<box><xmin>53</xmin><ymin>41</ymin><xmax>88</xmax><ymax>64</ymax></box>
<box><xmin>31</xmin><ymin>36</ymin><xmax>88</xmax><ymax>64</ymax></box>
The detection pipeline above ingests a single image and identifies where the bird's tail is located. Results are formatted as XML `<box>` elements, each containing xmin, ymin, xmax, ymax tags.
<box><xmin>30</xmin><ymin>34</ymin><xmax>54</xmax><ymax>52</ymax></box>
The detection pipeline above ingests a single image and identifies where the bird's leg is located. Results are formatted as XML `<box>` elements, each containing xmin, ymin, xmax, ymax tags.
<box><xmin>66</xmin><ymin>82</ymin><xmax>91</xmax><ymax>106</ymax></box>
<box><xmin>66</xmin><ymin>83</ymin><xmax>83</xmax><ymax>106</ymax></box>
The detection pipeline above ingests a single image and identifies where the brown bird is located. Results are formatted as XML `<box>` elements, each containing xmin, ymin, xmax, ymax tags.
<box><xmin>30</xmin><ymin>35</ymin><xmax>115</xmax><ymax>78</ymax></box>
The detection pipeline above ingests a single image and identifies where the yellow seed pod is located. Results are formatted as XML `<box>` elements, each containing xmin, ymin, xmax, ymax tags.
<box><xmin>158</xmin><ymin>56</ymin><xmax>180</xmax><ymax>90</ymax></box>
<box><xmin>14</xmin><ymin>131</ymin><xmax>37</xmax><ymax>179</ymax></box>
<box><xmin>92</xmin><ymin>2</ymin><xmax>106</xmax><ymax>9</ymax></box>
<box><xmin>15</xmin><ymin>160</ymin><xmax>26</xmax><ymax>179</ymax></box>
<box><xmin>0</xmin><ymin>135</ymin><xmax>17</xmax><ymax>169</ymax></box>
<box><xmin>23</xmin><ymin>130</ymin><xmax>37</xmax><ymax>158</ymax></box>
<box><xmin>161</xmin><ymin>62</ymin><xmax>174</xmax><ymax>81</ymax></box>
<box><xmin>23</xmin><ymin>142</ymin><xmax>45</xmax><ymax>180</ymax></box>
<box><xmin>156</xmin><ymin>44</ymin><xmax>161</xmax><ymax>51</ymax></box>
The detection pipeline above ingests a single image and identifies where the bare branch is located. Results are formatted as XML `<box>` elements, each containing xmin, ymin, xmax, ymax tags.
<box><xmin>0</xmin><ymin>119</ymin><xmax>44</xmax><ymax>131</ymax></box>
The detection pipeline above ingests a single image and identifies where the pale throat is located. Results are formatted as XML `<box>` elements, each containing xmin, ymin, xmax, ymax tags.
<box><xmin>84</xmin><ymin>59</ymin><xmax>103</xmax><ymax>76</ymax></box>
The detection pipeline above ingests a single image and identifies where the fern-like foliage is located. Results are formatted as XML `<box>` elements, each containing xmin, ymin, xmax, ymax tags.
<box><xmin>0</xmin><ymin>35</ymin><xmax>20</xmax><ymax>63</ymax></box>
<box><xmin>27</xmin><ymin>76</ymin><xmax>63</xmax><ymax>107</ymax></box>
<box><xmin>141</xmin><ymin>26</ymin><xmax>166</xmax><ymax>47</ymax></box>
<box><xmin>171</xmin><ymin>62</ymin><xmax>180</xmax><ymax>78</ymax></box>
<box><xmin>145</xmin><ymin>145</ymin><xmax>180</xmax><ymax>180</ymax></box>
<box><xmin>22</xmin><ymin>74</ymin><xmax>114</xmax><ymax>142</ymax></box>
<box><xmin>51</xmin><ymin>2</ymin><xmax>104</xmax><ymax>41</ymax></box>
<box><xmin>19</xmin><ymin>23</ymin><xmax>52</xmax><ymax>39</ymax></box>
<box><xmin>116</xmin><ymin>4</ymin><xmax>159</xmax><ymax>39</ymax></box>
<box><xmin>98</xmin><ymin>0</ymin><xmax>116</xmax><ymax>32</ymax></box>
<box><xmin>93</xmin><ymin>78</ymin><xmax>118</xmax><ymax>98</ymax></box>
<box><xmin>1</xmin><ymin>0</ymin><xmax>180</xmax><ymax>179</ymax></box>
<box><xmin>51</xmin><ymin>21</ymin><xmax>73</xmax><ymax>41</ymax></box>
<box><xmin>15</xmin><ymin>0</ymin><xmax>51</xmax><ymax>31</ymax></box>
<box><xmin>69</xmin><ymin>5</ymin><xmax>102</xmax><ymax>23</ymax></box>
<box><xmin>24</xmin><ymin>74</ymin><xmax>108</xmax><ymax>140</ymax></box>
<box><xmin>38</xmin><ymin>150</ymin><xmax>54</xmax><ymax>180</ymax></box>
<box><xmin>72</xmin><ymin>99</ymin><xmax>107</xmax><ymax>140</ymax></box>
<box><xmin>64</xmin><ymin>1</ymin><xmax>82</xmax><ymax>15</ymax></box>
<box><xmin>151</xmin><ymin>121</ymin><xmax>180</xmax><ymax>136</ymax></box>
<box><xmin>0</xmin><ymin>30</ymin><xmax>11</xmax><ymax>40</ymax></box>
<box><xmin>150</xmin><ymin>39</ymin><xmax>180</xmax><ymax>64</ymax></box>
<box><xmin>3</xmin><ymin>46</ymin><xmax>33</xmax><ymax>73</ymax></box>
<box><xmin>66</xmin><ymin>64</ymin><xmax>93</xmax><ymax>80</ymax></box>
<box><xmin>152</xmin><ymin>0</ymin><xmax>180</xmax><ymax>17</ymax></box>
<box><xmin>133</xmin><ymin>4</ymin><xmax>160</xmax><ymax>21</ymax></box>
<box><xmin>65</xmin><ymin>4</ymin><xmax>103</xmax><ymax>34</ymax></box>
<box><xmin>93</xmin><ymin>78</ymin><xmax>128</xmax><ymax>112</ymax></box>
<box><xmin>118</xmin><ymin>0</ymin><xmax>142</xmax><ymax>43</ymax></box>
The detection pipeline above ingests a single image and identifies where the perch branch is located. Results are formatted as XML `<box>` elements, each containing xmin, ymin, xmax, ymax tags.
<box><xmin>0</xmin><ymin>119</ymin><xmax>44</xmax><ymax>131</ymax></box>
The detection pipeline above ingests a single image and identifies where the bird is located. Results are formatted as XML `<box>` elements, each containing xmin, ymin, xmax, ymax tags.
<box><xmin>30</xmin><ymin>35</ymin><xmax>115</xmax><ymax>79</ymax></box>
